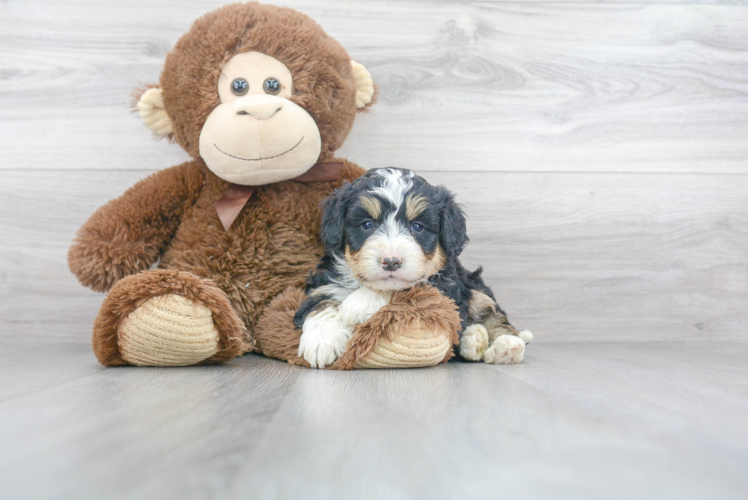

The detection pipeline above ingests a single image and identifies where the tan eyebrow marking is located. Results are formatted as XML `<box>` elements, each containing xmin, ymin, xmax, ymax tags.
<box><xmin>359</xmin><ymin>196</ymin><xmax>381</xmax><ymax>219</ymax></box>
<box><xmin>405</xmin><ymin>194</ymin><xmax>429</xmax><ymax>220</ymax></box>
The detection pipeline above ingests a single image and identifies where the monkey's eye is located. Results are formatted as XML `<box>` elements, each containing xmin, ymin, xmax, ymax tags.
<box><xmin>361</xmin><ymin>221</ymin><xmax>374</xmax><ymax>231</ymax></box>
<box><xmin>231</xmin><ymin>78</ymin><xmax>249</xmax><ymax>96</ymax></box>
<box><xmin>410</xmin><ymin>222</ymin><xmax>424</xmax><ymax>233</ymax></box>
<box><xmin>263</xmin><ymin>77</ymin><xmax>281</xmax><ymax>95</ymax></box>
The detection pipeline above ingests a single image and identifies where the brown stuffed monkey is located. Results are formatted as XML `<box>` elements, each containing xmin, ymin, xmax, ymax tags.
<box><xmin>68</xmin><ymin>2</ymin><xmax>461</xmax><ymax>368</ymax></box>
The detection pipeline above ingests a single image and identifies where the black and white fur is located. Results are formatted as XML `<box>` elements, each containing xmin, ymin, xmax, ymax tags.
<box><xmin>294</xmin><ymin>168</ymin><xmax>532</xmax><ymax>368</ymax></box>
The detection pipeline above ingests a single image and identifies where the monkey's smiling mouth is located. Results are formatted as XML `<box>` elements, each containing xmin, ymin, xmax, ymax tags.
<box><xmin>213</xmin><ymin>136</ymin><xmax>305</xmax><ymax>162</ymax></box>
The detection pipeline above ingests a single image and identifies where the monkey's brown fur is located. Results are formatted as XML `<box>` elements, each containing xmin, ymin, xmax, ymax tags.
<box><xmin>156</xmin><ymin>2</ymin><xmax>371</xmax><ymax>159</ymax></box>
<box><xmin>69</xmin><ymin>3</ymin><xmax>459</xmax><ymax>368</ymax></box>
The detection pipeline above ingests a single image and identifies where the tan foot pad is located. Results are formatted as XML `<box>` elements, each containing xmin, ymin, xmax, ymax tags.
<box><xmin>355</xmin><ymin>323</ymin><xmax>451</xmax><ymax>369</ymax></box>
<box><xmin>119</xmin><ymin>294</ymin><xmax>219</xmax><ymax>366</ymax></box>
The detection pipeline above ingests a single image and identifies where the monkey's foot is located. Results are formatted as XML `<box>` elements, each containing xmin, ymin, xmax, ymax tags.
<box><xmin>118</xmin><ymin>294</ymin><xmax>219</xmax><ymax>366</ymax></box>
<box><xmin>93</xmin><ymin>270</ymin><xmax>249</xmax><ymax>366</ymax></box>
<box><xmin>332</xmin><ymin>285</ymin><xmax>462</xmax><ymax>370</ymax></box>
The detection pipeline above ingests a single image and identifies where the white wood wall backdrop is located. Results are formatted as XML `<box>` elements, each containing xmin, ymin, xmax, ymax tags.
<box><xmin>2</xmin><ymin>1</ymin><xmax>748</xmax><ymax>173</ymax></box>
<box><xmin>1</xmin><ymin>0</ymin><xmax>746</xmax><ymax>343</ymax></box>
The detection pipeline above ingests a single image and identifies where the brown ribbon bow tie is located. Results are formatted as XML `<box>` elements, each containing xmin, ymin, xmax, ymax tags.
<box><xmin>214</xmin><ymin>162</ymin><xmax>344</xmax><ymax>231</ymax></box>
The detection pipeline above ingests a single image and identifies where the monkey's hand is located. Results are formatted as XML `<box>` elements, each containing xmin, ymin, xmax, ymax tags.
<box><xmin>68</xmin><ymin>162</ymin><xmax>203</xmax><ymax>292</ymax></box>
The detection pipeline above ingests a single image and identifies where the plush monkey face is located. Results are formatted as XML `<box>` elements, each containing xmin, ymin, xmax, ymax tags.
<box><xmin>135</xmin><ymin>3</ymin><xmax>376</xmax><ymax>186</ymax></box>
<box><xmin>198</xmin><ymin>52</ymin><xmax>322</xmax><ymax>185</ymax></box>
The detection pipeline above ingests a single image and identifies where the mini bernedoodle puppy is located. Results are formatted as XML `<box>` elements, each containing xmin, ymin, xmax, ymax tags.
<box><xmin>294</xmin><ymin>168</ymin><xmax>533</xmax><ymax>368</ymax></box>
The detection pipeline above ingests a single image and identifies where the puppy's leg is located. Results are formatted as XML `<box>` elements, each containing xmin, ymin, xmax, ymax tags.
<box><xmin>468</xmin><ymin>290</ymin><xmax>533</xmax><ymax>364</ymax></box>
<box><xmin>458</xmin><ymin>324</ymin><xmax>489</xmax><ymax>361</ymax></box>
<box><xmin>338</xmin><ymin>287</ymin><xmax>392</xmax><ymax>327</ymax></box>
<box><xmin>298</xmin><ymin>301</ymin><xmax>352</xmax><ymax>369</ymax></box>
<box><xmin>485</xmin><ymin>335</ymin><xmax>525</xmax><ymax>364</ymax></box>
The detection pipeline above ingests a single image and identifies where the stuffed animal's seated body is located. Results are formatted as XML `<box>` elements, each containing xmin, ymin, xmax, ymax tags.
<box><xmin>294</xmin><ymin>168</ymin><xmax>533</xmax><ymax>369</ymax></box>
<box><xmin>67</xmin><ymin>3</ymin><xmax>464</xmax><ymax>368</ymax></box>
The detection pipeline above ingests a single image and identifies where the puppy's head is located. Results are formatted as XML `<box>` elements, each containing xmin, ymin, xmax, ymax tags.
<box><xmin>321</xmin><ymin>168</ymin><xmax>468</xmax><ymax>291</ymax></box>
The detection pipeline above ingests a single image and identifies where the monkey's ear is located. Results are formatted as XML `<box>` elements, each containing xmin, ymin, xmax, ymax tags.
<box><xmin>134</xmin><ymin>86</ymin><xmax>174</xmax><ymax>137</ymax></box>
<box><xmin>351</xmin><ymin>60</ymin><xmax>376</xmax><ymax>110</ymax></box>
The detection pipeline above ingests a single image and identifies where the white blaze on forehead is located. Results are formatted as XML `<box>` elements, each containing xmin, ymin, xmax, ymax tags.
<box><xmin>368</xmin><ymin>168</ymin><xmax>415</xmax><ymax>241</ymax></box>
<box><xmin>370</xmin><ymin>168</ymin><xmax>414</xmax><ymax>211</ymax></box>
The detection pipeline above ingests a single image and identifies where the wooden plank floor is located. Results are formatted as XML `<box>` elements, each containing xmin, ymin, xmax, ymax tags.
<box><xmin>1</xmin><ymin>340</ymin><xmax>747</xmax><ymax>500</ymax></box>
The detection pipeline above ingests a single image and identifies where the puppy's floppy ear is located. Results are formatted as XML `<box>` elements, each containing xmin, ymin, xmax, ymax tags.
<box><xmin>438</xmin><ymin>189</ymin><xmax>468</xmax><ymax>258</ymax></box>
<box><xmin>320</xmin><ymin>184</ymin><xmax>350</xmax><ymax>254</ymax></box>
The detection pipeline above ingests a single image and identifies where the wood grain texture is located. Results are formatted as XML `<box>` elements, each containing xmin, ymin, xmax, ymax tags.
<box><xmin>1</xmin><ymin>3</ymin><xmax>747</xmax><ymax>496</ymax></box>
<box><xmin>231</xmin><ymin>342</ymin><xmax>748</xmax><ymax>500</ymax></box>
<box><xmin>1</xmin><ymin>169</ymin><xmax>746</xmax><ymax>343</ymax></box>
<box><xmin>0</xmin><ymin>344</ymin><xmax>302</xmax><ymax>499</ymax></box>
<box><xmin>1</xmin><ymin>341</ymin><xmax>747</xmax><ymax>499</ymax></box>
<box><xmin>1</xmin><ymin>1</ymin><xmax>747</xmax><ymax>173</ymax></box>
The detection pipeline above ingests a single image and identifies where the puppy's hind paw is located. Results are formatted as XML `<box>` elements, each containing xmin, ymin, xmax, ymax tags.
<box><xmin>485</xmin><ymin>334</ymin><xmax>525</xmax><ymax>364</ymax></box>
<box><xmin>459</xmin><ymin>324</ymin><xmax>489</xmax><ymax>361</ymax></box>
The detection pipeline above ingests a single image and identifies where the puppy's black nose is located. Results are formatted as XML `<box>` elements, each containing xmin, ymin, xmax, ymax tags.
<box><xmin>382</xmin><ymin>257</ymin><xmax>401</xmax><ymax>272</ymax></box>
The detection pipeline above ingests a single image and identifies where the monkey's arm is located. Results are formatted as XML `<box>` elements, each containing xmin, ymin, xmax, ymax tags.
<box><xmin>68</xmin><ymin>161</ymin><xmax>204</xmax><ymax>292</ymax></box>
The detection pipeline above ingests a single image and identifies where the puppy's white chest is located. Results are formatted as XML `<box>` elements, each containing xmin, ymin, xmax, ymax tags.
<box><xmin>338</xmin><ymin>287</ymin><xmax>391</xmax><ymax>327</ymax></box>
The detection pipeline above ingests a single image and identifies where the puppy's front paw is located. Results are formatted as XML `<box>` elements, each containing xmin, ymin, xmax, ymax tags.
<box><xmin>484</xmin><ymin>334</ymin><xmax>525</xmax><ymax>364</ymax></box>
<box><xmin>459</xmin><ymin>324</ymin><xmax>489</xmax><ymax>361</ymax></box>
<box><xmin>298</xmin><ymin>308</ymin><xmax>352</xmax><ymax>369</ymax></box>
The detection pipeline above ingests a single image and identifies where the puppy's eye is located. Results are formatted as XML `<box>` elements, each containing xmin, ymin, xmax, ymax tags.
<box><xmin>263</xmin><ymin>77</ymin><xmax>281</xmax><ymax>95</ymax></box>
<box><xmin>410</xmin><ymin>222</ymin><xmax>424</xmax><ymax>233</ymax></box>
<box><xmin>231</xmin><ymin>78</ymin><xmax>249</xmax><ymax>96</ymax></box>
<box><xmin>361</xmin><ymin>221</ymin><xmax>374</xmax><ymax>230</ymax></box>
